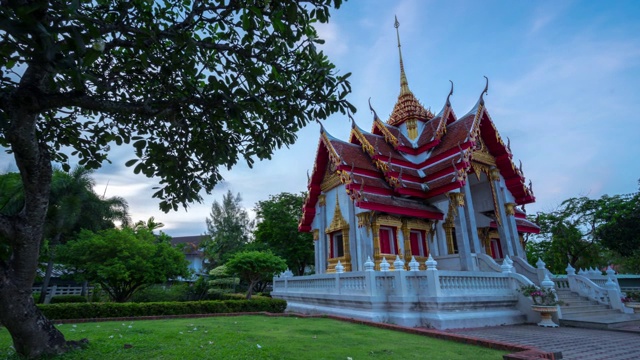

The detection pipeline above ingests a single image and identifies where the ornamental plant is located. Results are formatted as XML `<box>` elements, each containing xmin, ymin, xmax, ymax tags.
<box><xmin>518</xmin><ymin>284</ymin><xmax>563</xmax><ymax>306</ymax></box>
<box><xmin>624</xmin><ymin>290</ymin><xmax>640</xmax><ymax>302</ymax></box>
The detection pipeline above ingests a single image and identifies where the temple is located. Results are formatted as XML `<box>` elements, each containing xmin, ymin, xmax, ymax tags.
<box><xmin>272</xmin><ymin>19</ymin><xmax>630</xmax><ymax>329</ymax></box>
<box><xmin>301</xmin><ymin>17</ymin><xmax>538</xmax><ymax>273</ymax></box>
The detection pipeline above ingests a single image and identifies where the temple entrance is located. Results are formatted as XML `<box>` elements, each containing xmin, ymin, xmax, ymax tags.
<box><xmin>489</xmin><ymin>238</ymin><xmax>503</xmax><ymax>259</ymax></box>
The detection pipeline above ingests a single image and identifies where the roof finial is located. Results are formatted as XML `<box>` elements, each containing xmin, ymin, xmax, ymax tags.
<box><xmin>368</xmin><ymin>97</ymin><xmax>380</xmax><ymax>121</ymax></box>
<box><xmin>348</xmin><ymin>109</ymin><xmax>356</xmax><ymax>128</ymax></box>
<box><xmin>446</xmin><ymin>80</ymin><xmax>454</xmax><ymax>106</ymax></box>
<box><xmin>480</xmin><ymin>75</ymin><xmax>489</xmax><ymax>105</ymax></box>
<box><xmin>395</xmin><ymin>16</ymin><xmax>410</xmax><ymax>96</ymax></box>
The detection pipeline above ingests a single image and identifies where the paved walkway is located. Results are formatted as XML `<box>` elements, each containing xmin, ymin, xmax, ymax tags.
<box><xmin>448</xmin><ymin>324</ymin><xmax>640</xmax><ymax>360</ymax></box>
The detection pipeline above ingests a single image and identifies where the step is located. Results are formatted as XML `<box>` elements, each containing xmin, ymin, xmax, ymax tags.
<box><xmin>560</xmin><ymin>299</ymin><xmax>599</xmax><ymax>306</ymax></box>
<box><xmin>561</xmin><ymin>304</ymin><xmax>611</xmax><ymax>312</ymax></box>
<box><xmin>561</xmin><ymin>309</ymin><xmax>621</xmax><ymax>317</ymax></box>
<box><xmin>560</xmin><ymin>313</ymin><xmax>640</xmax><ymax>330</ymax></box>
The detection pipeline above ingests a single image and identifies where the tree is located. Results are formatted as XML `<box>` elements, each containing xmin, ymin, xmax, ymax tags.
<box><xmin>57</xmin><ymin>228</ymin><xmax>189</xmax><ymax>303</ymax></box>
<box><xmin>596</xmin><ymin>184</ymin><xmax>640</xmax><ymax>274</ymax></box>
<box><xmin>0</xmin><ymin>1</ymin><xmax>352</xmax><ymax>356</ymax></box>
<box><xmin>133</xmin><ymin>216</ymin><xmax>165</xmax><ymax>233</ymax></box>
<box><xmin>39</xmin><ymin>166</ymin><xmax>130</xmax><ymax>303</ymax></box>
<box><xmin>527</xmin><ymin>197</ymin><xmax>611</xmax><ymax>274</ymax></box>
<box><xmin>203</xmin><ymin>190</ymin><xmax>254</xmax><ymax>268</ymax></box>
<box><xmin>207</xmin><ymin>264</ymin><xmax>239</xmax><ymax>298</ymax></box>
<box><xmin>253</xmin><ymin>192</ymin><xmax>313</xmax><ymax>275</ymax></box>
<box><xmin>225</xmin><ymin>251</ymin><xmax>286</xmax><ymax>300</ymax></box>
<box><xmin>596</xmin><ymin>193</ymin><xmax>640</xmax><ymax>258</ymax></box>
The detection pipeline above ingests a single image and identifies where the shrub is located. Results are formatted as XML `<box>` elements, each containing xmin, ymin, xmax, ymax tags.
<box><xmin>130</xmin><ymin>284</ymin><xmax>191</xmax><ymax>303</ymax></box>
<box><xmin>37</xmin><ymin>298</ymin><xmax>287</xmax><ymax>320</ymax></box>
<box><xmin>50</xmin><ymin>295</ymin><xmax>88</xmax><ymax>304</ymax></box>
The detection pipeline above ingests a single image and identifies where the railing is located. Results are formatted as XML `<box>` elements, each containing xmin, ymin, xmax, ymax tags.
<box><xmin>32</xmin><ymin>285</ymin><xmax>93</xmax><ymax>303</ymax></box>
<box><xmin>274</xmin><ymin>268</ymin><xmax>529</xmax><ymax>299</ymax></box>
<box><xmin>476</xmin><ymin>253</ymin><xmax>502</xmax><ymax>273</ymax></box>
<box><xmin>571</xmin><ymin>275</ymin><xmax>610</xmax><ymax>305</ymax></box>
<box><xmin>552</xmin><ymin>277</ymin><xmax>570</xmax><ymax>289</ymax></box>
<box><xmin>510</xmin><ymin>256</ymin><xmax>541</xmax><ymax>285</ymax></box>
<box><xmin>438</xmin><ymin>271</ymin><xmax>512</xmax><ymax>295</ymax></box>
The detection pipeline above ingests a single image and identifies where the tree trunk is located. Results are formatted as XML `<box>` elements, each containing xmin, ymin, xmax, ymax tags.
<box><xmin>246</xmin><ymin>280</ymin><xmax>259</xmax><ymax>300</ymax></box>
<box><xmin>0</xmin><ymin>75</ymin><xmax>71</xmax><ymax>357</ymax></box>
<box><xmin>38</xmin><ymin>234</ymin><xmax>60</xmax><ymax>304</ymax></box>
<box><xmin>0</xmin><ymin>278</ymin><xmax>67</xmax><ymax>358</ymax></box>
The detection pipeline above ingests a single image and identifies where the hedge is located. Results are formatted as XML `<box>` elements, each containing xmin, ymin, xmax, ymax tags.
<box><xmin>37</xmin><ymin>299</ymin><xmax>287</xmax><ymax>320</ymax></box>
<box><xmin>50</xmin><ymin>295</ymin><xmax>88</xmax><ymax>304</ymax></box>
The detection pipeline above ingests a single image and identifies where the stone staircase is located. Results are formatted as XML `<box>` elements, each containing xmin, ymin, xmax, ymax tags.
<box><xmin>556</xmin><ymin>289</ymin><xmax>640</xmax><ymax>330</ymax></box>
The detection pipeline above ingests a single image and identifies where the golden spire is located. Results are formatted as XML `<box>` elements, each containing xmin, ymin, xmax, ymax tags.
<box><xmin>387</xmin><ymin>16</ymin><xmax>434</xmax><ymax>126</ymax></box>
<box><xmin>395</xmin><ymin>16</ymin><xmax>410</xmax><ymax>96</ymax></box>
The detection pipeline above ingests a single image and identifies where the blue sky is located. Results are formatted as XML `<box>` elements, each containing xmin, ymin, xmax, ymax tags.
<box><xmin>2</xmin><ymin>0</ymin><xmax>640</xmax><ymax>236</ymax></box>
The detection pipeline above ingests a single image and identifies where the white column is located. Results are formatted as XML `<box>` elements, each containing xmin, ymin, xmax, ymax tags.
<box><xmin>462</xmin><ymin>181</ymin><xmax>482</xmax><ymax>254</ymax></box>
<box><xmin>450</xmin><ymin>192</ymin><xmax>475</xmax><ymax>271</ymax></box>
<box><xmin>490</xmin><ymin>169</ymin><xmax>514</xmax><ymax>257</ymax></box>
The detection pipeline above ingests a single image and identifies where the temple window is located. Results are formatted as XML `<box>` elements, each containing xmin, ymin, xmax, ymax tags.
<box><xmin>409</xmin><ymin>229</ymin><xmax>429</xmax><ymax>257</ymax></box>
<box><xmin>379</xmin><ymin>226</ymin><xmax>398</xmax><ymax>255</ymax></box>
<box><xmin>329</xmin><ymin>231</ymin><xmax>344</xmax><ymax>258</ymax></box>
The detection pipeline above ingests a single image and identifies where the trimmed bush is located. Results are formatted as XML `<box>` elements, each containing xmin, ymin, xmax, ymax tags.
<box><xmin>37</xmin><ymin>298</ymin><xmax>287</xmax><ymax>320</ymax></box>
<box><xmin>50</xmin><ymin>295</ymin><xmax>88</xmax><ymax>304</ymax></box>
<box><xmin>129</xmin><ymin>284</ymin><xmax>191</xmax><ymax>303</ymax></box>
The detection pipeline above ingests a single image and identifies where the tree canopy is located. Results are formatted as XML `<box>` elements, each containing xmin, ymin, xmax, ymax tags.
<box><xmin>203</xmin><ymin>190</ymin><xmax>254</xmax><ymax>268</ymax></box>
<box><xmin>253</xmin><ymin>192</ymin><xmax>313</xmax><ymax>276</ymax></box>
<box><xmin>0</xmin><ymin>1</ymin><xmax>351</xmax><ymax>356</ymax></box>
<box><xmin>0</xmin><ymin>0</ymin><xmax>352</xmax><ymax>212</ymax></box>
<box><xmin>225</xmin><ymin>250</ymin><xmax>286</xmax><ymax>300</ymax></box>
<box><xmin>57</xmin><ymin>227</ymin><xmax>189</xmax><ymax>302</ymax></box>
<box><xmin>526</xmin><ymin>187</ymin><xmax>640</xmax><ymax>274</ymax></box>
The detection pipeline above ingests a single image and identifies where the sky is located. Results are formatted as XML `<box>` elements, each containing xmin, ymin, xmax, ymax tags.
<box><xmin>2</xmin><ymin>0</ymin><xmax>640</xmax><ymax>237</ymax></box>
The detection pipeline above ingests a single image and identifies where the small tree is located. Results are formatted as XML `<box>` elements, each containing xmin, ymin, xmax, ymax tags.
<box><xmin>225</xmin><ymin>251</ymin><xmax>286</xmax><ymax>300</ymax></box>
<box><xmin>57</xmin><ymin>228</ymin><xmax>189</xmax><ymax>302</ymax></box>
<box><xmin>207</xmin><ymin>265</ymin><xmax>238</xmax><ymax>299</ymax></box>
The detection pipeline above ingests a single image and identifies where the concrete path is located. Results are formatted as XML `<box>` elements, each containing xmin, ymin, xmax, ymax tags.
<box><xmin>448</xmin><ymin>324</ymin><xmax>640</xmax><ymax>360</ymax></box>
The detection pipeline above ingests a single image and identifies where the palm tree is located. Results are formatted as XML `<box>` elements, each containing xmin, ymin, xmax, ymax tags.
<box><xmin>133</xmin><ymin>216</ymin><xmax>165</xmax><ymax>233</ymax></box>
<box><xmin>37</xmin><ymin>167</ymin><xmax>131</xmax><ymax>303</ymax></box>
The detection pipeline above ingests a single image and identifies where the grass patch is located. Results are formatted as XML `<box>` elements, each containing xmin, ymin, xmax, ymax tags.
<box><xmin>0</xmin><ymin>316</ymin><xmax>507</xmax><ymax>359</ymax></box>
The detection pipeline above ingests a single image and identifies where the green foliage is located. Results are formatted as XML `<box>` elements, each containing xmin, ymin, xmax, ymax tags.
<box><xmin>596</xmin><ymin>191</ymin><xmax>640</xmax><ymax>258</ymax></box>
<box><xmin>527</xmin><ymin>197</ymin><xmax>612</xmax><ymax>273</ymax></box>
<box><xmin>618</xmin><ymin>249</ymin><xmax>640</xmax><ymax>274</ymax></box>
<box><xmin>528</xmin><ymin>186</ymin><xmax>640</xmax><ymax>274</ymax></box>
<box><xmin>225</xmin><ymin>251</ymin><xmax>287</xmax><ymax>299</ymax></box>
<box><xmin>129</xmin><ymin>284</ymin><xmax>191</xmax><ymax>303</ymax></box>
<box><xmin>36</xmin><ymin>299</ymin><xmax>287</xmax><ymax>320</ymax></box>
<box><xmin>49</xmin><ymin>295</ymin><xmax>88</xmax><ymax>304</ymax></box>
<box><xmin>207</xmin><ymin>265</ymin><xmax>239</xmax><ymax>299</ymax></box>
<box><xmin>203</xmin><ymin>191</ymin><xmax>254</xmax><ymax>268</ymax></box>
<box><xmin>57</xmin><ymin>228</ymin><xmax>189</xmax><ymax>302</ymax></box>
<box><xmin>0</xmin><ymin>0</ymin><xmax>353</xmax><ymax>212</ymax></box>
<box><xmin>625</xmin><ymin>290</ymin><xmax>640</xmax><ymax>301</ymax></box>
<box><xmin>253</xmin><ymin>192</ymin><xmax>314</xmax><ymax>276</ymax></box>
<box><xmin>0</xmin><ymin>0</ymin><xmax>351</xmax><ymax>354</ymax></box>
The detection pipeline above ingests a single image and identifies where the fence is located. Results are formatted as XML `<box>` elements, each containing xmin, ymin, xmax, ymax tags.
<box><xmin>32</xmin><ymin>285</ymin><xmax>93</xmax><ymax>303</ymax></box>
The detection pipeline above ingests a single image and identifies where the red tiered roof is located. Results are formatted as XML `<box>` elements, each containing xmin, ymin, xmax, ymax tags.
<box><xmin>299</xmin><ymin>22</ymin><xmax>535</xmax><ymax>232</ymax></box>
<box><xmin>298</xmin><ymin>88</ymin><xmax>537</xmax><ymax>232</ymax></box>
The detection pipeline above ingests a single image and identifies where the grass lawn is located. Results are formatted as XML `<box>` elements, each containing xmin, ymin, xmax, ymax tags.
<box><xmin>0</xmin><ymin>316</ymin><xmax>507</xmax><ymax>359</ymax></box>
